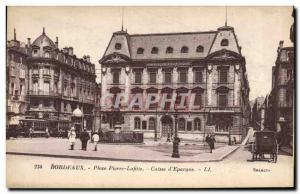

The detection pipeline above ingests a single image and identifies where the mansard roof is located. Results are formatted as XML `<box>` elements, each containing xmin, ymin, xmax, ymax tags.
<box><xmin>100</xmin><ymin>25</ymin><xmax>242</xmax><ymax>63</ymax></box>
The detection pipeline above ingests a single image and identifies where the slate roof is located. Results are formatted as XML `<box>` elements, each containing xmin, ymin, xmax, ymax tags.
<box><xmin>102</xmin><ymin>25</ymin><xmax>241</xmax><ymax>62</ymax></box>
<box><xmin>129</xmin><ymin>31</ymin><xmax>217</xmax><ymax>60</ymax></box>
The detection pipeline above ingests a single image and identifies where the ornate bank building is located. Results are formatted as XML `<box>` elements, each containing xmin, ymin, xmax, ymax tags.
<box><xmin>99</xmin><ymin>25</ymin><xmax>251</xmax><ymax>143</ymax></box>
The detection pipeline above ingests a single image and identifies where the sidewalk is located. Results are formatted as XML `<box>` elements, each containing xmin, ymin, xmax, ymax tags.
<box><xmin>6</xmin><ymin>138</ymin><xmax>239</xmax><ymax>162</ymax></box>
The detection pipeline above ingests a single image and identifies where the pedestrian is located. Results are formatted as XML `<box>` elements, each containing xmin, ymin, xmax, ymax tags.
<box><xmin>68</xmin><ymin>126</ymin><xmax>76</xmax><ymax>150</ymax></box>
<box><xmin>92</xmin><ymin>132</ymin><xmax>100</xmax><ymax>151</ymax></box>
<box><xmin>29</xmin><ymin>127</ymin><xmax>34</xmax><ymax>139</ymax></box>
<box><xmin>210</xmin><ymin>134</ymin><xmax>216</xmax><ymax>149</ymax></box>
<box><xmin>205</xmin><ymin>134</ymin><xmax>213</xmax><ymax>153</ymax></box>
<box><xmin>80</xmin><ymin>128</ymin><xmax>90</xmax><ymax>151</ymax></box>
<box><xmin>166</xmin><ymin>132</ymin><xmax>171</xmax><ymax>142</ymax></box>
<box><xmin>45</xmin><ymin>127</ymin><xmax>50</xmax><ymax>138</ymax></box>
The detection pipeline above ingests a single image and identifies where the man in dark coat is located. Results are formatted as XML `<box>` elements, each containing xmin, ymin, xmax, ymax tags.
<box><xmin>80</xmin><ymin>129</ymin><xmax>90</xmax><ymax>151</ymax></box>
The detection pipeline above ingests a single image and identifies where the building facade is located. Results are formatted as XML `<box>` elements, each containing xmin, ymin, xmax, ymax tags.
<box><xmin>7</xmin><ymin>28</ymin><xmax>97</xmax><ymax>133</ymax></box>
<box><xmin>251</xmin><ymin>96</ymin><xmax>265</xmax><ymax>131</ymax></box>
<box><xmin>99</xmin><ymin>25</ymin><xmax>251</xmax><ymax>143</ymax></box>
<box><xmin>265</xmin><ymin>40</ymin><xmax>294</xmax><ymax>133</ymax></box>
<box><xmin>7</xmin><ymin>29</ymin><xmax>29</xmax><ymax>129</ymax></box>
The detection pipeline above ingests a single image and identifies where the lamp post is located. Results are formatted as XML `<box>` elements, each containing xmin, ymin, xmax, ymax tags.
<box><xmin>154</xmin><ymin>104</ymin><xmax>158</xmax><ymax>142</ymax></box>
<box><xmin>172</xmin><ymin>111</ymin><xmax>180</xmax><ymax>158</ymax></box>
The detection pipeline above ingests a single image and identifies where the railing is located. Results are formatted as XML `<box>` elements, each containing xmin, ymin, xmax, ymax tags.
<box><xmin>28</xmin><ymin>90</ymin><xmax>60</xmax><ymax>97</ymax></box>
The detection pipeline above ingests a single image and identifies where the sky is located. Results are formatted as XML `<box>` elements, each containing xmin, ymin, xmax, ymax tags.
<box><xmin>7</xmin><ymin>6</ymin><xmax>294</xmax><ymax>101</ymax></box>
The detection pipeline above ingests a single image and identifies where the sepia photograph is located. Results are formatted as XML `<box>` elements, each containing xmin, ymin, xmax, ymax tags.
<box><xmin>5</xmin><ymin>6</ymin><xmax>295</xmax><ymax>188</ymax></box>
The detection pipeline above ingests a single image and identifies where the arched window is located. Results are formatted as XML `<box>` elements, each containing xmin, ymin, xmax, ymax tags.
<box><xmin>181</xmin><ymin>46</ymin><xmax>189</xmax><ymax>53</ymax></box>
<box><xmin>178</xmin><ymin>118</ymin><xmax>186</xmax><ymax>131</ymax></box>
<box><xmin>166</xmin><ymin>47</ymin><xmax>173</xmax><ymax>54</ymax></box>
<box><xmin>137</xmin><ymin>47</ymin><xmax>144</xmax><ymax>54</ymax></box>
<box><xmin>196</xmin><ymin>45</ymin><xmax>204</xmax><ymax>53</ymax></box>
<box><xmin>44</xmin><ymin>52</ymin><xmax>50</xmax><ymax>58</ymax></box>
<box><xmin>134</xmin><ymin>117</ymin><xmax>141</xmax><ymax>129</ymax></box>
<box><xmin>221</xmin><ymin>39</ymin><xmax>229</xmax><ymax>46</ymax></box>
<box><xmin>115</xmin><ymin>43</ymin><xmax>122</xmax><ymax>50</ymax></box>
<box><xmin>151</xmin><ymin>47</ymin><xmax>159</xmax><ymax>54</ymax></box>
<box><xmin>194</xmin><ymin>118</ymin><xmax>201</xmax><ymax>131</ymax></box>
<box><xmin>149</xmin><ymin>117</ymin><xmax>156</xmax><ymax>130</ymax></box>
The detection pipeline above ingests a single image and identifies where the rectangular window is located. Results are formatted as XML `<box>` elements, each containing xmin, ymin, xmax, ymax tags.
<box><xmin>149</xmin><ymin>72</ymin><xmax>157</xmax><ymax>84</ymax></box>
<box><xmin>135</xmin><ymin>71</ymin><xmax>142</xmax><ymax>84</ymax></box>
<box><xmin>194</xmin><ymin>93</ymin><xmax>202</xmax><ymax>108</ymax></box>
<box><xmin>179</xmin><ymin>70</ymin><xmax>187</xmax><ymax>83</ymax></box>
<box><xmin>219</xmin><ymin>94</ymin><xmax>227</xmax><ymax>107</ymax></box>
<box><xmin>10</xmin><ymin>83</ymin><xmax>14</xmax><ymax>95</ymax></box>
<box><xmin>142</xmin><ymin>121</ymin><xmax>147</xmax><ymax>130</ymax></box>
<box><xmin>44</xmin><ymin>81</ymin><xmax>50</xmax><ymax>95</ymax></box>
<box><xmin>112</xmin><ymin>71</ymin><xmax>119</xmax><ymax>84</ymax></box>
<box><xmin>187</xmin><ymin>122</ymin><xmax>192</xmax><ymax>131</ymax></box>
<box><xmin>194</xmin><ymin>70</ymin><xmax>203</xmax><ymax>83</ymax></box>
<box><xmin>164</xmin><ymin>71</ymin><xmax>172</xmax><ymax>84</ymax></box>
<box><xmin>44</xmin><ymin>66</ymin><xmax>50</xmax><ymax>75</ymax></box>
<box><xmin>219</xmin><ymin>69</ymin><xmax>228</xmax><ymax>83</ymax></box>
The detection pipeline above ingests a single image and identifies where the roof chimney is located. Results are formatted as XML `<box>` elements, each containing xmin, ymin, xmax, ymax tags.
<box><xmin>86</xmin><ymin>55</ymin><xmax>90</xmax><ymax>63</ymax></box>
<box><xmin>43</xmin><ymin>27</ymin><xmax>45</xmax><ymax>35</ymax></box>
<box><xmin>55</xmin><ymin>37</ymin><xmax>58</xmax><ymax>48</ymax></box>
<box><xmin>68</xmin><ymin>47</ymin><xmax>73</xmax><ymax>56</ymax></box>
<box><xmin>27</xmin><ymin>38</ymin><xmax>31</xmax><ymax>47</ymax></box>
<box><xmin>14</xmin><ymin>28</ymin><xmax>16</xmax><ymax>40</ymax></box>
<box><xmin>279</xmin><ymin>41</ymin><xmax>284</xmax><ymax>49</ymax></box>
<box><xmin>63</xmin><ymin>47</ymin><xmax>69</xmax><ymax>54</ymax></box>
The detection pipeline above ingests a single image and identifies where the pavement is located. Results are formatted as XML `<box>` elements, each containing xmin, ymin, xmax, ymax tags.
<box><xmin>6</xmin><ymin>137</ymin><xmax>239</xmax><ymax>162</ymax></box>
<box><xmin>280</xmin><ymin>146</ymin><xmax>293</xmax><ymax>156</ymax></box>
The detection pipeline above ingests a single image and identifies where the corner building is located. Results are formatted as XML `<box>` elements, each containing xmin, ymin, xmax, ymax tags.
<box><xmin>99</xmin><ymin>25</ymin><xmax>250</xmax><ymax>143</ymax></box>
<box><xmin>25</xmin><ymin>29</ymin><xmax>96</xmax><ymax>132</ymax></box>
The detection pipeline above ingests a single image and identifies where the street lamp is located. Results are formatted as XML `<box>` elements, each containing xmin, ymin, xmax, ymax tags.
<box><xmin>172</xmin><ymin>111</ymin><xmax>180</xmax><ymax>158</ymax></box>
<box><xmin>154</xmin><ymin>105</ymin><xmax>158</xmax><ymax>142</ymax></box>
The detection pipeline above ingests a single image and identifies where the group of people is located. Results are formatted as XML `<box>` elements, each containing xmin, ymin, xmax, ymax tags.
<box><xmin>68</xmin><ymin>126</ymin><xmax>100</xmax><ymax>151</ymax></box>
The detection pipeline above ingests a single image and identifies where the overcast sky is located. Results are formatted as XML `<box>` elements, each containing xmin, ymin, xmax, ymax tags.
<box><xmin>7</xmin><ymin>6</ymin><xmax>293</xmax><ymax>100</ymax></box>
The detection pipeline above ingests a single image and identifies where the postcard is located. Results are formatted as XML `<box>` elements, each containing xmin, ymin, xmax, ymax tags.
<box><xmin>6</xmin><ymin>6</ymin><xmax>294</xmax><ymax>188</ymax></box>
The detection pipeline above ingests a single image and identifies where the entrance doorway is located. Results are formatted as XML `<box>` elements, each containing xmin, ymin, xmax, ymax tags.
<box><xmin>161</xmin><ymin>115</ymin><xmax>173</xmax><ymax>137</ymax></box>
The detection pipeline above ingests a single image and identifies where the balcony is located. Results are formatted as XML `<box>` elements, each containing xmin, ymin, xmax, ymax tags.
<box><xmin>28</xmin><ymin>90</ymin><xmax>60</xmax><ymax>98</ymax></box>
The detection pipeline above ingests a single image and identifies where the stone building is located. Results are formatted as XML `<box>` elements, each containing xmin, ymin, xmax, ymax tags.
<box><xmin>265</xmin><ymin>21</ymin><xmax>294</xmax><ymax>137</ymax></box>
<box><xmin>7</xmin><ymin>28</ymin><xmax>97</xmax><ymax>133</ymax></box>
<box><xmin>99</xmin><ymin>25</ymin><xmax>251</xmax><ymax>143</ymax></box>
<box><xmin>7</xmin><ymin>29</ymin><xmax>29</xmax><ymax>129</ymax></box>
<box><xmin>251</xmin><ymin>96</ymin><xmax>265</xmax><ymax>131</ymax></box>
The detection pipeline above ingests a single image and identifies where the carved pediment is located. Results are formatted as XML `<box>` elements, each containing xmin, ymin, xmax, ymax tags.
<box><xmin>206</xmin><ymin>49</ymin><xmax>242</xmax><ymax>61</ymax></box>
<box><xmin>100</xmin><ymin>52</ymin><xmax>131</xmax><ymax>64</ymax></box>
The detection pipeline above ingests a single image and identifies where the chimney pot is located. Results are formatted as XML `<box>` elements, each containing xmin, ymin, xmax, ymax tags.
<box><xmin>86</xmin><ymin>55</ymin><xmax>90</xmax><ymax>63</ymax></box>
<box><xmin>27</xmin><ymin>38</ymin><xmax>31</xmax><ymax>47</ymax></box>
<box><xmin>68</xmin><ymin>47</ymin><xmax>73</xmax><ymax>56</ymax></box>
<box><xmin>55</xmin><ymin>37</ymin><xmax>58</xmax><ymax>48</ymax></box>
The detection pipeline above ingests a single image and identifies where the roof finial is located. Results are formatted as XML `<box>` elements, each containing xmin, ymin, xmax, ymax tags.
<box><xmin>43</xmin><ymin>27</ymin><xmax>45</xmax><ymax>35</ymax></box>
<box><xmin>225</xmin><ymin>6</ymin><xmax>228</xmax><ymax>26</ymax></box>
<box><xmin>121</xmin><ymin>7</ymin><xmax>124</xmax><ymax>31</ymax></box>
<box><xmin>14</xmin><ymin>28</ymin><xmax>16</xmax><ymax>40</ymax></box>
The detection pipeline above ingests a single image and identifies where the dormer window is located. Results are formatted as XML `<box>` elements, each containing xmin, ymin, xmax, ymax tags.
<box><xmin>166</xmin><ymin>47</ymin><xmax>173</xmax><ymax>54</ymax></box>
<box><xmin>44</xmin><ymin>52</ymin><xmax>50</xmax><ymax>58</ymax></box>
<box><xmin>221</xmin><ymin>39</ymin><xmax>229</xmax><ymax>46</ymax></box>
<box><xmin>115</xmin><ymin>43</ymin><xmax>122</xmax><ymax>50</ymax></box>
<box><xmin>196</xmin><ymin>45</ymin><xmax>204</xmax><ymax>53</ymax></box>
<box><xmin>151</xmin><ymin>47</ymin><xmax>159</xmax><ymax>54</ymax></box>
<box><xmin>181</xmin><ymin>46</ymin><xmax>189</xmax><ymax>53</ymax></box>
<box><xmin>137</xmin><ymin>48</ymin><xmax>144</xmax><ymax>54</ymax></box>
